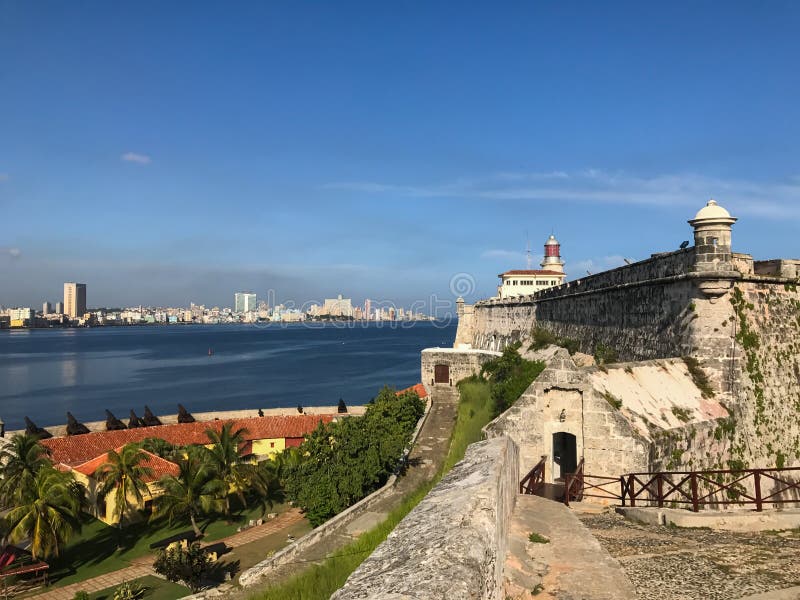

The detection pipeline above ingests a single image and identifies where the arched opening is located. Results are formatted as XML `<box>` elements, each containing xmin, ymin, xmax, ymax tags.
<box><xmin>552</xmin><ymin>432</ymin><xmax>577</xmax><ymax>481</ymax></box>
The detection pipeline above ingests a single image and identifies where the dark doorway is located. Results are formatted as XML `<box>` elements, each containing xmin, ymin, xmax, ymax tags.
<box><xmin>552</xmin><ymin>432</ymin><xmax>577</xmax><ymax>481</ymax></box>
<box><xmin>434</xmin><ymin>364</ymin><xmax>450</xmax><ymax>384</ymax></box>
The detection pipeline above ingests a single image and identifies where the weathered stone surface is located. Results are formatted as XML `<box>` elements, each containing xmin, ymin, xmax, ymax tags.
<box><xmin>421</xmin><ymin>347</ymin><xmax>500</xmax><ymax>388</ymax></box>
<box><xmin>505</xmin><ymin>495</ymin><xmax>634</xmax><ymax>599</ymax></box>
<box><xmin>332</xmin><ymin>436</ymin><xmax>519</xmax><ymax>600</ymax></box>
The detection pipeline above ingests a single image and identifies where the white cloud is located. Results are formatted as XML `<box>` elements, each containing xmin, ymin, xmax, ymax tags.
<box><xmin>324</xmin><ymin>170</ymin><xmax>800</xmax><ymax>220</ymax></box>
<box><xmin>1</xmin><ymin>247</ymin><xmax>21</xmax><ymax>259</ymax></box>
<box><xmin>121</xmin><ymin>152</ymin><xmax>152</xmax><ymax>165</ymax></box>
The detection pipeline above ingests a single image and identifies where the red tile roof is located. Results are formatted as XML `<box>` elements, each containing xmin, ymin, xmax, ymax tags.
<box><xmin>397</xmin><ymin>383</ymin><xmax>428</xmax><ymax>399</ymax></box>
<box><xmin>499</xmin><ymin>270</ymin><xmax>565</xmax><ymax>277</ymax></box>
<box><xmin>42</xmin><ymin>414</ymin><xmax>335</xmax><ymax>466</ymax></box>
<box><xmin>72</xmin><ymin>448</ymin><xmax>180</xmax><ymax>482</ymax></box>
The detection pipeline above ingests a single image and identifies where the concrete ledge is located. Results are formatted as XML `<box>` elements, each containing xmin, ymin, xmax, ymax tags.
<box><xmin>332</xmin><ymin>436</ymin><xmax>519</xmax><ymax>600</ymax></box>
<box><xmin>617</xmin><ymin>506</ymin><xmax>800</xmax><ymax>532</ymax></box>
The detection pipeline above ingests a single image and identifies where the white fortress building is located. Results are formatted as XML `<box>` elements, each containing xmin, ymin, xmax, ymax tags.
<box><xmin>497</xmin><ymin>234</ymin><xmax>566</xmax><ymax>299</ymax></box>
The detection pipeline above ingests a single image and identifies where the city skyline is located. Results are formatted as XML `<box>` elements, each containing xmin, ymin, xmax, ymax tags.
<box><xmin>2</xmin><ymin>3</ymin><xmax>800</xmax><ymax>308</ymax></box>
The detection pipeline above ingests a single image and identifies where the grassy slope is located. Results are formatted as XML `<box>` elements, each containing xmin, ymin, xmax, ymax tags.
<box><xmin>256</xmin><ymin>380</ymin><xmax>493</xmax><ymax>600</ymax></box>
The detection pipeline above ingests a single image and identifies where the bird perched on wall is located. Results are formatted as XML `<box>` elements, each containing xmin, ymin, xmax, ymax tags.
<box><xmin>680</xmin><ymin>240</ymin><xmax>690</xmax><ymax>249</ymax></box>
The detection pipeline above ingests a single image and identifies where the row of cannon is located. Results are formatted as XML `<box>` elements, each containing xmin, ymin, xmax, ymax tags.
<box><xmin>24</xmin><ymin>404</ymin><xmax>196</xmax><ymax>438</ymax></box>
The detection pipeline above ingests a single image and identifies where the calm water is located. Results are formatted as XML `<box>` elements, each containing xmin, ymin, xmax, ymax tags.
<box><xmin>0</xmin><ymin>322</ymin><xmax>456</xmax><ymax>430</ymax></box>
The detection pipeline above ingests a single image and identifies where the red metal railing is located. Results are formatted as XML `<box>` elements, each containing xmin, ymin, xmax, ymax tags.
<box><xmin>621</xmin><ymin>467</ymin><xmax>800</xmax><ymax>512</ymax></box>
<box><xmin>563</xmin><ymin>460</ymin><xmax>624</xmax><ymax>507</ymax></box>
<box><xmin>519</xmin><ymin>457</ymin><xmax>546</xmax><ymax>495</ymax></box>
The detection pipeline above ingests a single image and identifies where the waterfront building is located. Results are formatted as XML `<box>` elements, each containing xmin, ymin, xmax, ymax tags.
<box><xmin>42</xmin><ymin>301</ymin><xmax>52</xmax><ymax>315</ymax></box>
<box><xmin>234</xmin><ymin>292</ymin><xmax>257</xmax><ymax>313</ymax></box>
<box><xmin>364</xmin><ymin>298</ymin><xmax>371</xmax><ymax>320</ymax></box>
<box><xmin>321</xmin><ymin>294</ymin><xmax>354</xmax><ymax>317</ymax></box>
<box><xmin>41</xmin><ymin>414</ymin><xmax>337</xmax><ymax>525</ymax></box>
<box><xmin>55</xmin><ymin>301</ymin><xmax>64</xmax><ymax>314</ymax></box>
<box><xmin>64</xmin><ymin>282</ymin><xmax>87</xmax><ymax>318</ymax></box>
<box><xmin>497</xmin><ymin>235</ymin><xmax>567</xmax><ymax>299</ymax></box>
<box><xmin>9</xmin><ymin>308</ymin><xmax>35</xmax><ymax>328</ymax></box>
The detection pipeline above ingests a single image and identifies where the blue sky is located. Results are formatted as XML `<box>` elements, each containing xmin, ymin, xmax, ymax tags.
<box><xmin>1</xmin><ymin>1</ymin><xmax>799</xmax><ymax>310</ymax></box>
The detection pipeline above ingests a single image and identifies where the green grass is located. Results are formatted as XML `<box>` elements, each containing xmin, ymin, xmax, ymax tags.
<box><xmin>84</xmin><ymin>575</ymin><xmax>188</xmax><ymax>600</ymax></box>
<box><xmin>442</xmin><ymin>379</ymin><xmax>495</xmax><ymax>473</ymax></box>
<box><xmin>44</xmin><ymin>501</ymin><xmax>291</xmax><ymax>589</ymax></box>
<box><xmin>528</xmin><ymin>532</ymin><xmax>550</xmax><ymax>544</ymax></box>
<box><xmin>254</xmin><ymin>380</ymin><xmax>498</xmax><ymax>600</ymax></box>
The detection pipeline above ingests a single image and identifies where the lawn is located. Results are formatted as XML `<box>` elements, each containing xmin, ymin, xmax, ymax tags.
<box><xmin>86</xmin><ymin>575</ymin><xmax>188</xmax><ymax>600</ymax></box>
<box><xmin>44</xmin><ymin>501</ymin><xmax>294</xmax><ymax>589</ymax></box>
<box><xmin>255</xmin><ymin>380</ymin><xmax>496</xmax><ymax>600</ymax></box>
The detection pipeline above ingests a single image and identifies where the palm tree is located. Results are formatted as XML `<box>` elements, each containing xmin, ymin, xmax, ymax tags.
<box><xmin>204</xmin><ymin>423</ymin><xmax>254</xmax><ymax>517</ymax></box>
<box><xmin>271</xmin><ymin>446</ymin><xmax>303</xmax><ymax>482</ymax></box>
<box><xmin>152</xmin><ymin>447</ymin><xmax>224</xmax><ymax>537</ymax></box>
<box><xmin>6</xmin><ymin>467</ymin><xmax>82</xmax><ymax>560</ymax></box>
<box><xmin>251</xmin><ymin>459</ymin><xmax>286</xmax><ymax>516</ymax></box>
<box><xmin>95</xmin><ymin>444</ymin><xmax>154</xmax><ymax>528</ymax></box>
<box><xmin>0</xmin><ymin>433</ymin><xmax>52</xmax><ymax>507</ymax></box>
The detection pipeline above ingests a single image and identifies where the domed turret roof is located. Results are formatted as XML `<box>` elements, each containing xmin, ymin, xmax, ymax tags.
<box><xmin>694</xmin><ymin>199</ymin><xmax>728</xmax><ymax>219</ymax></box>
<box><xmin>544</xmin><ymin>234</ymin><xmax>560</xmax><ymax>245</ymax></box>
<box><xmin>691</xmin><ymin>199</ymin><xmax>736</xmax><ymax>223</ymax></box>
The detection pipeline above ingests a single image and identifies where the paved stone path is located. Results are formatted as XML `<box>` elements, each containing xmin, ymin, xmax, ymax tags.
<box><xmin>32</xmin><ymin>509</ymin><xmax>305</xmax><ymax>600</ymax></box>
<box><xmin>30</xmin><ymin>565</ymin><xmax>153</xmax><ymax>600</ymax></box>
<box><xmin>579</xmin><ymin>509</ymin><xmax>800</xmax><ymax>600</ymax></box>
<box><xmin>228</xmin><ymin>386</ymin><xmax>461</xmax><ymax>599</ymax></box>
<box><xmin>504</xmin><ymin>495</ymin><xmax>634</xmax><ymax>599</ymax></box>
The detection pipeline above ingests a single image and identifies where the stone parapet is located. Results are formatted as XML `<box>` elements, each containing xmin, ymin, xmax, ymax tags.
<box><xmin>332</xmin><ymin>436</ymin><xmax>519</xmax><ymax>600</ymax></box>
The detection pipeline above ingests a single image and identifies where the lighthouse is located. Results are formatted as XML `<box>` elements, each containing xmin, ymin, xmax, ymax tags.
<box><xmin>540</xmin><ymin>234</ymin><xmax>565</xmax><ymax>274</ymax></box>
<box><xmin>497</xmin><ymin>234</ymin><xmax>567</xmax><ymax>299</ymax></box>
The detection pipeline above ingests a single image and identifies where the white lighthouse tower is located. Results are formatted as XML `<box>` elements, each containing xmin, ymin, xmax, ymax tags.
<box><xmin>540</xmin><ymin>234</ymin><xmax>565</xmax><ymax>274</ymax></box>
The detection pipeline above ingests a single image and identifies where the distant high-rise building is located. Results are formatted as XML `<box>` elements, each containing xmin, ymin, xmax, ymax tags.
<box><xmin>322</xmin><ymin>294</ymin><xmax>353</xmax><ymax>317</ymax></box>
<box><xmin>234</xmin><ymin>292</ymin><xmax>257</xmax><ymax>313</ymax></box>
<box><xmin>364</xmin><ymin>298</ymin><xmax>371</xmax><ymax>320</ymax></box>
<box><xmin>43</xmin><ymin>301</ymin><xmax>52</xmax><ymax>315</ymax></box>
<box><xmin>64</xmin><ymin>283</ymin><xmax>87</xmax><ymax>318</ymax></box>
<box><xmin>55</xmin><ymin>301</ymin><xmax>64</xmax><ymax>314</ymax></box>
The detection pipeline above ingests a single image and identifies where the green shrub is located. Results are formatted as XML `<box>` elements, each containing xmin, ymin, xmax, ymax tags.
<box><xmin>480</xmin><ymin>343</ymin><xmax>546</xmax><ymax>414</ymax></box>
<box><xmin>603</xmin><ymin>391</ymin><xmax>622</xmax><ymax>410</ymax></box>
<box><xmin>528</xmin><ymin>532</ymin><xmax>549</xmax><ymax>544</ymax></box>
<box><xmin>682</xmin><ymin>356</ymin><xmax>715</xmax><ymax>398</ymax></box>
<box><xmin>593</xmin><ymin>343</ymin><xmax>618</xmax><ymax>365</ymax></box>
<box><xmin>671</xmin><ymin>407</ymin><xmax>692</xmax><ymax>423</ymax></box>
<box><xmin>112</xmin><ymin>580</ymin><xmax>144</xmax><ymax>600</ymax></box>
<box><xmin>73</xmin><ymin>592</ymin><xmax>90</xmax><ymax>600</ymax></box>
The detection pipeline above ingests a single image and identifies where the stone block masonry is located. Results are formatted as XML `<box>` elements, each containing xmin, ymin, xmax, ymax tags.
<box><xmin>332</xmin><ymin>436</ymin><xmax>519</xmax><ymax>600</ymax></box>
<box><xmin>457</xmin><ymin>199</ymin><xmax>800</xmax><ymax>475</ymax></box>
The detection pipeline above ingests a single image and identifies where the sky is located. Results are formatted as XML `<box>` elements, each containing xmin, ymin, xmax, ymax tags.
<box><xmin>1</xmin><ymin>1</ymin><xmax>799</xmax><ymax>311</ymax></box>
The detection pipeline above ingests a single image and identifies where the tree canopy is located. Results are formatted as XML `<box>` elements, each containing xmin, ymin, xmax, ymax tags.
<box><xmin>282</xmin><ymin>386</ymin><xmax>425</xmax><ymax>526</ymax></box>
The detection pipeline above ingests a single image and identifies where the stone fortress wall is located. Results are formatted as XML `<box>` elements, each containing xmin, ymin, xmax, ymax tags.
<box><xmin>458</xmin><ymin>200</ymin><xmax>800</xmax><ymax>472</ymax></box>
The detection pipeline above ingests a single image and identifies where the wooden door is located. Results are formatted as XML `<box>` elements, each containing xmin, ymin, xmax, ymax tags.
<box><xmin>434</xmin><ymin>364</ymin><xmax>450</xmax><ymax>384</ymax></box>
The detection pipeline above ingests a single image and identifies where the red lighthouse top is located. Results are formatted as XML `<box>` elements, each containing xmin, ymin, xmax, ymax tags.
<box><xmin>540</xmin><ymin>235</ymin><xmax>565</xmax><ymax>273</ymax></box>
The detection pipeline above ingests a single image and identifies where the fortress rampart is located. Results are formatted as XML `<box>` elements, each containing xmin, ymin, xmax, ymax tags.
<box><xmin>456</xmin><ymin>200</ymin><xmax>800</xmax><ymax>472</ymax></box>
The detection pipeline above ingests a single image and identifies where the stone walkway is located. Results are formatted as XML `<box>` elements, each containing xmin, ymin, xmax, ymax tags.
<box><xmin>30</xmin><ymin>565</ymin><xmax>153</xmax><ymax>600</ymax></box>
<box><xmin>32</xmin><ymin>509</ymin><xmax>305</xmax><ymax>600</ymax></box>
<box><xmin>579</xmin><ymin>509</ymin><xmax>800</xmax><ymax>600</ymax></box>
<box><xmin>504</xmin><ymin>495</ymin><xmax>634</xmax><ymax>599</ymax></box>
<box><xmin>228</xmin><ymin>386</ymin><xmax>461</xmax><ymax>598</ymax></box>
